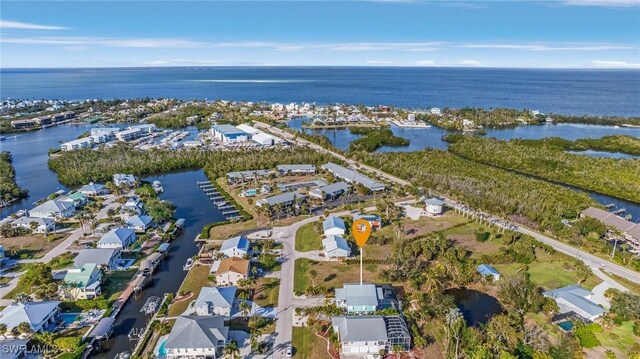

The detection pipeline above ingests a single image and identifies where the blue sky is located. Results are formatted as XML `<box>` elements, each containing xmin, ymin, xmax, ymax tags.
<box><xmin>1</xmin><ymin>1</ymin><xmax>639</xmax><ymax>68</ymax></box>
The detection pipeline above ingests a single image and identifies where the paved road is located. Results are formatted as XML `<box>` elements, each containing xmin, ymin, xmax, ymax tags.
<box><xmin>258</xmin><ymin>121</ymin><xmax>640</xmax><ymax>286</ymax></box>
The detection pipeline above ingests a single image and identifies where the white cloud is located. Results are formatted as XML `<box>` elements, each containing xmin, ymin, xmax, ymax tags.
<box><xmin>591</xmin><ymin>60</ymin><xmax>640</xmax><ymax>68</ymax></box>
<box><xmin>2</xmin><ymin>36</ymin><xmax>208</xmax><ymax>48</ymax></box>
<box><xmin>455</xmin><ymin>60</ymin><xmax>482</xmax><ymax>67</ymax></box>
<box><xmin>561</xmin><ymin>0</ymin><xmax>639</xmax><ymax>6</ymax></box>
<box><xmin>0</xmin><ymin>20</ymin><xmax>68</xmax><ymax>30</ymax></box>
<box><xmin>458</xmin><ymin>43</ymin><xmax>632</xmax><ymax>51</ymax></box>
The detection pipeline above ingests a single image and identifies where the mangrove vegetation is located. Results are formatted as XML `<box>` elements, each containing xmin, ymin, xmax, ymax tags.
<box><xmin>0</xmin><ymin>151</ymin><xmax>28</xmax><ymax>203</ymax></box>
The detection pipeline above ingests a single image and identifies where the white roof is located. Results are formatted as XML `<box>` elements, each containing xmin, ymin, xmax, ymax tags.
<box><xmin>164</xmin><ymin>316</ymin><xmax>229</xmax><ymax>350</ymax></box>
<box><xmin>322</xmin><ymin>235</ymin><xmax>351</xmax><ymax>254</ymax></box>
<box><xmin>74</xmin><ymin>248</ymin><xmax>119</xmax><ymax>267</ymax></box>
<box><xmin>29</xmin><ymin>199</ymin><xmax>74</xmax><ymax>215</ymax></box>
<box><xmin>235</xmin><ymin>123</ymin><xmax>261</xmax><ymax>135</ymax></box>
<box><xmin>0</xmin><ymin>301</ymin><xmax>60</xmax><ymax>330</ymax></box>
<box><xmin>220</xmin><ymin>235</ymin><xmax>250</xmax><ymax>253</ymax></box>
<box><xmin>12</xmin><ymin>216</ymin><xmax>54</xmax><ymax>226</ymax></box>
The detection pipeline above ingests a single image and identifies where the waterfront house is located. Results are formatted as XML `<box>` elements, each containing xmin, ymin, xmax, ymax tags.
<box><xmin>321</xmin><ymin>162</ymin><xmax>385</xmax><ymax>192</ymax></box>
<box><xmin>79</xmin><ymin>182</ymin><xmax>108</xmax><ymax>196</ymax></box>
<box><xmin>191</xmin><ymin>286</ymin><xmax>237</xmax><ymax>316</ymax></box>
<box><xmin>425</xmin><ymin>198</ymin><xmax>445</xmax><ymax>216</ymax></box>
<box><xmin>0</xmin><ymin>301</ymin><xmax>60</xmax><ymax>333</ymax></box>
<box><xmin>60</xmin><ymin>137</ymin><xmax>93</xmax><ymax>151</ymax></box>
<box><xmin>210</xmin><ymin>257</ymin><xmax>250</xmax><ymax>286</ymax></box>
<box><xmin>121</xmin><ymin>196</ymin><xmax>145</xmax><ymax>216</ymax></box>
<box><xmin>543</xmin><ymin>285</ymin><xmax>605</xmax><ymax>321</ymax></box>
<box><xmin>97</xmin><ymin>227</ymin><xmax>136</xmax><ymax>250</ymax></box>
<box><xmin>59</xmin><ymin>191</ymin><xmax>87</xmax><ymax>207</ymax></box>
<box><xmin>256</xmin><ymin>191</ymin><xmax>307</xmax><ymax>208</ymax></box>
<box><xmin>331</xmin><ymin>315</ymin><xmax>411</xmax><ymax>354</ymax></box>
<box><xmin>219</xmin><ymin>236</ymin><xmax>250</xmax><ymax>258</ymax></box>
<box><xmin>115</xmin><ymin>128</ymin><xmax>143</xmax><ymax>142</ymax></box>
<box><xmin>163</xmin><ymin>315</ymin><xmax>229</xmax><ymax>358</ymax></box>
<box><xmin>28</xmin><ymin>199</ymin><xmax>75</xmax><ymax>219</ymax></box>
<box><xmin>89</xmin><ymin>128</ymin><xmax>119</xmax><ymax>143</ymax></box>
<box><xmin>125</xmin><ymin>215</ymin><xmax>154</xmax><ymax>232</ymax></box>
<box><xmin>323</xmin><ymin>216</ymin><xmax>347</xmax><ymax>236</ymax></box>
<box><xmin>226</xmin><ymin>169</ymin><xmax>271</xmax><ymax>184</ymax></box>
<box><xmin>477</xmin><ymin>264</ymin><xmax>501</xmax><ymax>281</ymax></box>
<box><xmin>73</xmin><ymin>248</ymin><xmax>121</xmax><ymax>271</ymax></box>
<box><xmin>353</xmin><ymin>213</ymin><xmax>383</xmax><ymax>230</ymax></box>
<box><xmin>127</xmin><ymin>124</ymin><xmax>156</xmax><ymax>134</ymax></box>
<box><xmin>112</xmin><ymin>173</ymin><xmax>137</xmax><ymax>187</ymax></box>
<box><xmin>309</xmin><ymin>181</ymin><xmax>351</xmax><ymax>201</ymax></box>
<box><xmin>58</xmin><ymin>263</ymin><xmax>102</xmax><ymax>300</ymax></box>
<box><xmin>210</xmin><ymin>124</ymin><xmax>251</xmax><ymax>143</ymax></box>
<box><xmin>11</xmin><ymin>216</ymin><xmax>55</xmax><ymax>234</ymax></box>
<box><xmin>322</xmin><ymin>235</ymin><xmax>351</xmax><ymax>259</ymax></box>
<box><xmin>276</xmin><ymin>164</ymin><xmax>316</xmax><ymax>175</ymax></box>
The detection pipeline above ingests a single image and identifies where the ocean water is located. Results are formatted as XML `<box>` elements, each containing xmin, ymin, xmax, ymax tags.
<box><xmin>2</xmin><ymin>67</ymin><xmax>639</xmax><ymax>116</ymax></box>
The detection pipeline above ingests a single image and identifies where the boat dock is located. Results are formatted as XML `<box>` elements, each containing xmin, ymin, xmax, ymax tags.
<box><xmin>197</xmin><ymin>180</ymin><xmax>244</xmax><ymax>221</ymax></box>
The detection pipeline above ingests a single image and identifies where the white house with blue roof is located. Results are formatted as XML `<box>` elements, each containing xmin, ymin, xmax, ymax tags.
<box><xmin>125</xmin><ymin>214</ymin><xmax>154</xmax><ymax>232</ymax></box>
<box><xmin>543</xmin><ymin>285</ymin><xmax>606</xmax><ymax>321</ymax></box>
<box><xmin>97</xmin><ymin>227</ymin><xmax>136</xmax><ymax>249</ymax></box>
<box><xmin>323</xmin><ymin>216</ymin><xmax>346</xmax><ymax>236</ymax></box>
<box><xmin>335</xmin><ymin>283</ymin><xmax>381</xmax><ymax>314</ymax></box>
<box><xmin>477</xmin><ymin>264</ymin><xmax>501</xmax><ymax>281</ymax></box>
<box><xmin>322</xmin><ymin>235</ymin><xmax>351</xmax><ymax>259</ymax></box>
<box><xmin>0</xmin><ymin>301</ymin><xmax>61</xmax><ymax>333</ymax></box>
<box><xmin>189</xmin><ymin>286</ymin><xmax>237</xmax><ymax>316</ymax></box>
<box><xmin>219</xmin><ymin>236</ymin><xmax>250</xmax><ymax>258</ymax></box>
<box><xmin>79</xmin><ymin>182</ymin><xmax>108</xmax><ymax>196</ymax></box>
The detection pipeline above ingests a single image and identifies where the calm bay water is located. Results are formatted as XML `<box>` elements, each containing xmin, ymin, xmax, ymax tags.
<box><xmin>2</xmin><ymin>67</ymin><xmax>640</xmax><ymax>116</ymax></box>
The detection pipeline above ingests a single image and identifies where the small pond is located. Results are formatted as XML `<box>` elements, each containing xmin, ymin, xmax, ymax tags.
<box><xmin>447</xmin><ymin>288</ymin><xmax>503</xmax><ymax>326</ymax></box>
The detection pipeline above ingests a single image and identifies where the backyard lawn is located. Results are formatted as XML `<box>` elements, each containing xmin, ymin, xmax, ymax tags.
<box><xmin>593</xmin><ymin>321</ymin><xmax>638</xmax><ymax>356</ymax></box>
<box><xmin>493</xmin><ymin>251</ymin><xmax>602</xmax><ymax>291</ymax></box>
<box><xmin>295</xmin><ymin>222</ymin><xmax>322</xmax><ymax>252</ymax></box>
<box><xmin>103</xmin><ymin>269</ymin><xmax>138</xmax><ymax>302</ymax></box>
<box><xmin>294</xmin><ymin>258</ymin><xmax>379</xmax><ymax>293</ymax></box>
<box><xmin>254</xmin><ymin>277</ymin><xmax>280</xmax><ymax>308</ymax></box>
<box><xmin>167</xmin><ymin>264</ymin><xmax>212</xmax><ymax>316</ymax></box>
<box><xmin>292</xmin><ymin>326</ymin><xmax>329</xmax><ymax>359</ymax></box>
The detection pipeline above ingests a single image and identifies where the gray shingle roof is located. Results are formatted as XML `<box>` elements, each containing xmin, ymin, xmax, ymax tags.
<box><xmin>332</xmin><ymin>315</ymin><xmax>387</xmax><ymax>342</ymax></box>
<box><xmin>29</xmin><ymin>199</ymin><xmax>74</xmax><ymax>215</ymax></box>
<box><xmin>164</xmin><ymin>316</ymin><xmax>229</xmax><ymax>350</ymax></box>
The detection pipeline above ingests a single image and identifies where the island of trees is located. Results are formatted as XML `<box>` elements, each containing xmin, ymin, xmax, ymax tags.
<box><xmin>0</xmin><ymin>151</ymin><xmax>28</xmax><ymax>204</ymax></box>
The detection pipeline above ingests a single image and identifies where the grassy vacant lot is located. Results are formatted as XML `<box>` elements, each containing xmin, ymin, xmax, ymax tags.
<box><xmin>254</xmin><ymin>277</ymin><xmax>280</xmax><ymax>307</ymax></box>
<box><xmin>292</xmin><ymin>326</ymin><xmax>329</xmax><ymax>359</ymax></box>
<box><xmin>0</xmin><ymin>233</ymin><xmax>67</xmax><ymax>259</ymax></box>
<box><xmin>103</xmin><ymin>269</ymin><xmax>138</xmax><ymax>302</ymax></box>
<box><xmin>493</xmin><ymin>251</ymin><xmax>602</xmax><ymax>291</ymax></box>
<box><xmin>294</xmin><ymin>258</ymin><xmax>380</xmax><ymax>293</ymax></box>
<box><xmin>373</xmin><ymin>211</ymin><xmax>470</xmax><ymax>242</ymax></box>
<box><xmin>593</xmin><ymin>321</ymin><xmax>638</xmax><ymax>356</ymax></box>
<box><xmin>439</xmin><ymin>220</ymin><xmax>505</xmax><ymax>257</ymax></box>
<box><xmin>295</xmin><ymin>222</ymin><xmax>322</xmax><ymax>252</ymax></box>
<box><xmin>167</xmin><ymin>264</ymin><xmax>212</xmax><ymax>317</ymax></box>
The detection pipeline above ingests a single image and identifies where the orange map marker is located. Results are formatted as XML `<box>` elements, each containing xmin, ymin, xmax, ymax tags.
<box><xmin>352</xmin><ymin>219</ymin><xmax>372</xmax><ymax>285</ymax></box>
<box><xmin>352</xmin><ymin>219</ymin><xmax>372</xmax><ymax>247</ymax></box>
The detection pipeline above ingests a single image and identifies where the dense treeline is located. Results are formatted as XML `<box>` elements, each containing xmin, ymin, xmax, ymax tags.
<box><xmin>48</xmin><ymin>145</ymin><xmax>335</xmax><ymax>186</ymax></box>
<box><xmin>348</xmin><ymin>128</ymin><xmax>409</xmax><ymax>152</ymax></box>
<box><xmin>354</xmin><ymin>149</ymin><xmax>597</xmax><ymax>230</ymax></box>
<box><xmin>0</xmin><ymin>151</ymin><xmax>28</xmax><ymax>202</ymax></box>
<box><xmin>549</xmin><ymin>113</ymin><xmax>640</xmax><ymax>126</ymax></box>
<box><xmin>446</xmin><ymin>135</ymin><xmax>640</xmax><ymax>203</ymax></box>
<box><xmin>146</xmin><ymin>104</ymin><xmax>213</xmax><ymax>129</ymax></box>
<box><xmin>520</xmin><ymin>135</ymin><xmax>640</xmax><ymax>156</ymax></box>
<box><xmin>417</xmin><ymin>107</ymin><xmax>539</xmax><ymax>130</ymax></box>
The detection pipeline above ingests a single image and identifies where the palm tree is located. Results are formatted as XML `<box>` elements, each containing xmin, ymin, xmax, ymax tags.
<box><xmin>224</xmin><ymin>341</ymin><xmax>240</xmax><ymax>359</ymax></box>
<box><xmin>0</xmin><ymin>323</ymin><xmax>7</xmax><ymax>339</ymax></box>
<box><xmin>34</xmin><ymin>331</ymin><xmax>54</xmax><ymax>347</ymax></box>
<box><xmin>29</xmin><ymin>221</ymin><xmax>39</xmax><ymax>234</ymax></box>
<box><xmin>250</xmin><ymin>327</ymin><xmax>263</xmax><ymax>352</ymax></box>
<box><xmin>17</xmin><ymin>322</ymin><xmax>32</xmax><ymax>337</ymax></box>
<box><xmin>239</xmin><ymin>299</ymin><xmax>252</xmax><ymax>319</ymax></box>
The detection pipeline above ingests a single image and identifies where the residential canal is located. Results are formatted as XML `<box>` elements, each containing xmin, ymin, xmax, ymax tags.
<box><xmin>95</xmin><ymin>170</ymin><xmax>226</xmax><ymax>358</ymax></box>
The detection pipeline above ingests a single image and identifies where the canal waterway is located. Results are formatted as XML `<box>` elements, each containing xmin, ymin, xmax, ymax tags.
<box><xmin>95</xmin><ymin>170</ymin><xmax>225</xmax><ymax>358</ymax></box>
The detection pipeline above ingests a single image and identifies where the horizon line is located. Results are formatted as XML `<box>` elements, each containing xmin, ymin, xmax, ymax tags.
<box><xmin>2</xmin><ymin>64</ymin><xmax>639</xmax><ymax>70</ymax></box>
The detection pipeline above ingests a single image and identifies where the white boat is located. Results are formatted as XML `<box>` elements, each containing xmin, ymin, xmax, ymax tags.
<box><xmin>152</xmin><ymin>180</ymin><xmax>164</xmax><ymax>193</ymax></box>
<box><xmin>183</xmin><ymin>258</ymin><xmax>194</xmax><ymax>271</ymax></box>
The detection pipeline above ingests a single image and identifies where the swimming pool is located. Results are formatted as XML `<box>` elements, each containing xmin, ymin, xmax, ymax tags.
<box><xmin>557</xmin><ymin>321</ymin><xmax>574</xmax><ymax>331</ymax></box>
<box><xmin>58</xmin><ymin>313</ymin><xmax>81</xmax><ymax>327</ymax></box>
<box><xmin>157</xmin><ymin>339</ymin><xmax>167</xmax><ymax>357</ymax></box>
